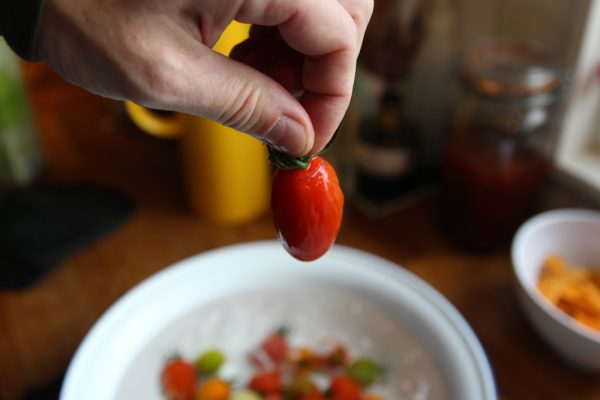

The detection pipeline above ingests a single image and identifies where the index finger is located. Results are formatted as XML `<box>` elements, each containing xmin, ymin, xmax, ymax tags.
<box><xmin>236</xmin><ymin>0</ymin><xmax>364</xmax><ymax>153</ymax></box>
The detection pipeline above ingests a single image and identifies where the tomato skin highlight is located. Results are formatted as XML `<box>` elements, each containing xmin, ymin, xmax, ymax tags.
<box><xmin>271</xmin><ymin>156</ymin><xmax>344</xmax><ymax>261</ymax></box>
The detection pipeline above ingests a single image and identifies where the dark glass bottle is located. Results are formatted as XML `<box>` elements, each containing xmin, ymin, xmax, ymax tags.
<box><xmin>354</xmin><ymin>89</ymin><xmax>424</xmax><ymax>206</ymax></box>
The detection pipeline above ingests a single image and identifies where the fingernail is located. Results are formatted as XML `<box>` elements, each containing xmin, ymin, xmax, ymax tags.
<box><xmin>269</xmin><ymin>117</ymin><xmax>310</xmax><ymax>156</ymax></box>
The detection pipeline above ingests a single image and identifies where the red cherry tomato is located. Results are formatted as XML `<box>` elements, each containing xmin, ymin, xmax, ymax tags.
<box><xmin>161</xmin><ymin>359</ymin><xmax>197</xmax><ymax>400</ymax></box>
<box><xmin>249</xmin><ymin>370</ymin><xmax>282</xmax><ymax>395</ymax></box>
<box><xmin>329</xmin><ymin>375</ymin><xmax>363</xmax><ymax>400</ymax></box>
<box><xmin>261</xmin><ymin>332</ymin><xmax>289</xmax><ymax>365</ymax></box>
<box><xmin>249</xmin><ymin>330</ymin><xmax>289</xmax><ymax>370</ymax></box>
<box><xmin>271</xmin><ymin>156</ymin><xmax>344</xmax><ymax>261</ymax></box>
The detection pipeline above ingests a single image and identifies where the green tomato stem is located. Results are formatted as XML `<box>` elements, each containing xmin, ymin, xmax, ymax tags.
<box><xmin>268</xmin><ymin>128</ymin><xmax>339</xmax><ymax>170</ymax></box>
<box><xmin>268</xmin><ymin>147</ymin><xmax>313</xmax><ymax>170</ymax></box>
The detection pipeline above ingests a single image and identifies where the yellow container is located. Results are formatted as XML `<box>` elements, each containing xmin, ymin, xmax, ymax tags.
<box><xmin>125</xmin><ymin>22</ymin><xmax>270</xmax><ymax>225</ymax></box>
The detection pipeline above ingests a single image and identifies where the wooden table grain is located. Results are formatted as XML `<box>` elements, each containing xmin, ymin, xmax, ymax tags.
<box><xmin>1</xmin><ymin>63</ymin><xmax>599</xmax><ymax>400</ymax></box>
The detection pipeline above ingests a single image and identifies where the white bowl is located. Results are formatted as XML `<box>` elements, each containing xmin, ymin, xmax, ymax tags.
<box><xmin>61</xmin><ymin>241</ymin><xmax>496</xmax><ymax>400</ymax></box>
<box><xmin>512</xmin><ymin>208</ymin><xmax>600</xmax><ymax>371</ymax></box>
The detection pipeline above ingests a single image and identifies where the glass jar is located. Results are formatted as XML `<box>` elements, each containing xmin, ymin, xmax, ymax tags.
<box><xmin>440</xmin><ymin>40</ymin><xmax>561</xmax><ymax>251</ymax></box>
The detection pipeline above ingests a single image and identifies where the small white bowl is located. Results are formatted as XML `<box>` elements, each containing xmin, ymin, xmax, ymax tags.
<box><xmin>512</xmin><ymin>208</ymin><xmax>600</xmax><ymax>371</ymax></box>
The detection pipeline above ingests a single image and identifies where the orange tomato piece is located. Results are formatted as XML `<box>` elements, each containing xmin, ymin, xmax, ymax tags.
<box><xmin>294</xmin><ymin>347</ymin><xmax>319</xmax><ymax>372</ymax></box>
<box><xmin>196</xmin><ymin>378</ymin><xmax>230</xmax><ymax>400</ymax></box>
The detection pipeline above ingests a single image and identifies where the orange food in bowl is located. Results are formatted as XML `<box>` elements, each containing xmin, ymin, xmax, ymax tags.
<box><xmin>537</xmin><ymin>255</ymin><xmax>600</xmax><ymax>333</ymax></box>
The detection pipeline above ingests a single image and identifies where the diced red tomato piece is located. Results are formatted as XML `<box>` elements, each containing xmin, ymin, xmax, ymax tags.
<box><xmin>264</xmin><ymin>394</ymin><xmax>284</xmax><ymax>400</ymax></box>
<box><xmin>329</xmin><ymin>375</ymin><xmax>363</xmax><ymax>400</ymax></box>
<box><xmin>161</xmin><ymin>359</ymin><xmax>197</xmax><ymax>400</ymax></box>
<box><xmin>249</xmin><ymin>370</ymin><xmax>282</xmax><ymax>395</ymax></box>
<box><xmin>261</xmin><ymin>332</ymin><xmax>288</xmax><ymax>364</ymax></box>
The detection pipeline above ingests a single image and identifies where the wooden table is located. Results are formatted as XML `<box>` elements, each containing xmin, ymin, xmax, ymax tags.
<box><xmin>1</xmin><ymin>63</ymin><xmax>599</xmax><ymax>400</ymax></box>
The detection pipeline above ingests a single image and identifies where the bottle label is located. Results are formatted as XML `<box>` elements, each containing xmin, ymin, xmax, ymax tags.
<box><xmin>355</xmin><ymin>142</ymin><xmax>411</xmax><ymax>178</ymax></box>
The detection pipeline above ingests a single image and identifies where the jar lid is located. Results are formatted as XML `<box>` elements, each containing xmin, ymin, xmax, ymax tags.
<box><xmin>462</xmin><ymin>39</ymin><xmax>560</xmax><ymax>97</ymax></box>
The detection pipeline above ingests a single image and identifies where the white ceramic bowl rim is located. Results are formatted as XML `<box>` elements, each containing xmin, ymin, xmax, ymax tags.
<box><xmin>60</xmin><ymin>241</ymin><xmax>497</xmax><ymax>399</ymax></box>
<box><xmin>512</xmin><ymin>208</ymin><xmax>600</xmax><ymax>344</ymax></box>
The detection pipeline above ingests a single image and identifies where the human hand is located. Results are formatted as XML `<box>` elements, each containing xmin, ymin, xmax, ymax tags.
<box><xmin>38</xmin><ymin>0</ymin><xmax>373</xmax><ymax>156</ymax></box>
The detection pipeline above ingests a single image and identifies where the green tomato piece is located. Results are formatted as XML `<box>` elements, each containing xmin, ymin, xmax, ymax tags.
<box><xmin>195</xmin><ymin>349</ymin><xmax>225</xmax><ymax>375</ymax></box>
<box><xmin>230</xmin><ymin>389</ymin><xmax>262</xmax><ymax>400</ymax></box>
<box><xmin>347</xmin><ymin>357</ymin><xmax>380</xmax><ymax>385</ymax></box>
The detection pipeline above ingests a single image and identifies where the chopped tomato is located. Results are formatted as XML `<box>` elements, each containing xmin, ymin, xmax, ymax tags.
<box><xmin>293</xmin><ymin>347</ymin><xmax>319</xmax><ymax>372</ymax></box>
<box><xmin>320</xmin><ymin>344</ymin><xmax>349</xmax><ymax>369</ymax></box>
<box><xmin>161</xmin><ymin>359</ymin><xmax>197</xmax><ymax>400</ymax></box>
<box><xmin>285</xmin><ymin>375</ymin><xmax>321</xmax><ymax>399</ymax></box>
<box><xmin>160</xmin><ymin>329</ymin><xmax>385</xmax><ymax>400</ymax></box>
<box><xmin>261</xmin><ymin>332</ymin><xmax>288</xmax><ymax>365</ymax></box>
<box><xmin>329</xmin><ymin>375</ymin><xmax>363</xmax><ymax>400</ymax></box>
<box><xmin>248</xmin><ymin>371</ymin><xmax>282</xmax><ymax>395</ymax></box>
<box><xmin>196</xmin><ymin>378</ymin><xmax>230</xmax><ymax>400</ymax></box>
<box><xmin>264</xmin><ymin>394</ymin><xmax>284</xmax><ymax>400</ymax></box>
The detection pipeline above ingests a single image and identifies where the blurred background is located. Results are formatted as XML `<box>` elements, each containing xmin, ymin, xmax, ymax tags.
<box><xmin>1</xmin><ymin>0</ymin><xmax>600</xmax><ymax>399</ymax></box>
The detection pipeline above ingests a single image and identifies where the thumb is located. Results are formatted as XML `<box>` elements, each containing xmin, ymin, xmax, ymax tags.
<box><xmin>170</xmin><ymin>47</ymin><xmax>314</xmax><ymax>156</ymax></box>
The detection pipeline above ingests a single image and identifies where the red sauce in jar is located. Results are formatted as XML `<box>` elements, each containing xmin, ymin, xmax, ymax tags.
<box><xmin>440</xmin><ymin>126</ymin><xmax>551</xmax><ymax>251</ymax></box>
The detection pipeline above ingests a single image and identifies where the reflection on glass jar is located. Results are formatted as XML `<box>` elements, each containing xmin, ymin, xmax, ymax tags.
<box><xmin>440</xmin><ymin>39</ymin><xmax>561</xmax><ymax>251</ymax></box>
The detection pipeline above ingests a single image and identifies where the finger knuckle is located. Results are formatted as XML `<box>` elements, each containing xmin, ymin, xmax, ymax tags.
<box><xmin>346</xmin><ymin>0</ymin><xmax>373</xmax><ymax>36</ymax></box>
<box><xmin>217</xmin><ymin>81</ymin><xmax>272</xmax><ymax>135</ymax></box>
